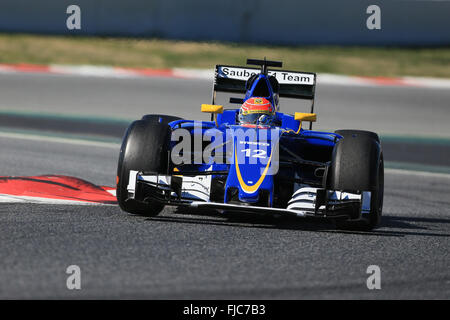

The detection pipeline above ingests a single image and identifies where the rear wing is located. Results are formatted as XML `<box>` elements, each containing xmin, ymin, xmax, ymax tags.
<box><xmin>211</xmin><ymin>61</ymin><xmax>317</xmax><ymax>129</ymax></box>
<box><xmin>213</xmin><ymin>65</ymin><xmax>316</xmax><ymax>100</ymax></box>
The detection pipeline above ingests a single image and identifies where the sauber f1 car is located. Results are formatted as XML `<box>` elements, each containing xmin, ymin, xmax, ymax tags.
<box><xmin>116</xmin><ymin>59</ymin><xmax>384</xmax><ymax>230</ymax></box>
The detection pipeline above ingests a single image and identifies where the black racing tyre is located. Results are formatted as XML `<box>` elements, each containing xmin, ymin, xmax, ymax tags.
<box><xmin>335</xmin><ymin>129</ymin><xmax>380</xmax><ymax>143</ymax></box>
<box><xmin>116</xmin><ymin>119</ymin><xmax>172</xmax><ymax>216</ymax></box>
<box><xmin>141</xmin><ymin>114</ymin><xmax>182</xmax><ymax>125</ymax></box>
<box><xmin>329</xmin><ymin>130</ymin><xmax>384</xmax><ymax>231</ymax></box>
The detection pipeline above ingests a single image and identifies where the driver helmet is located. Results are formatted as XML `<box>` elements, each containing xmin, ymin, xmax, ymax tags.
<box><xmin>238</xmin><ymin>97</ymin><xmax>276</xmax><ymax>126</ymax></box>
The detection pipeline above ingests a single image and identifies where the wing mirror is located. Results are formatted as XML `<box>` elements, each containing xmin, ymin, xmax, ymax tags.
<box><xmin>201</xmin><ymin>104</ymin><xmax>223</xmax><ymax>126</ymax></box>
<box><xmin>294</xmin><ymin>112</ymin><xmax>317</xmax><ymax>122</ymax></box>
<box><xmin>201</xmin><ymin>104</ymin><xmax>223</xmax><ymax>114</ymax></box>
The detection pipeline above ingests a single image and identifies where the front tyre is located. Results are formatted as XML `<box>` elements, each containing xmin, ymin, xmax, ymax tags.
<box><xmin>329</xmin><ymin>130</ymin><xmax>384</xmax><ymax>231</ymax></box>
<box><xmin>116</xmin><ymin>119</ymin><xmax>172</xmax><ymax>216</ymax></box>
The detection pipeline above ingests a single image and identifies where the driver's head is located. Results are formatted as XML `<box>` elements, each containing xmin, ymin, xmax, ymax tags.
<box><xmin>238</xmin><ymin>97</ymin><xmax>275</xmax><ymax>126</ymax></box>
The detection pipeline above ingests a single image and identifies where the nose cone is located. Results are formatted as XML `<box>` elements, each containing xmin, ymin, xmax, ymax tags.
<box><xmin>225</xmin><ymin>126</ymin><xmax>282</xmax><ymax>207</ymax></box>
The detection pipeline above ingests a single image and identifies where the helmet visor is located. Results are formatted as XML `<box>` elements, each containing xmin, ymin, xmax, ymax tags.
<box><xmin>239</xmin><ymin>112</ymin><xmax>273</xmax><ymax>125</ymax></box>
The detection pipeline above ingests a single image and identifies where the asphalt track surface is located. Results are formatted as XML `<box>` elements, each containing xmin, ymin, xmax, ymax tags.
<box><xmin>0</xmin><ymin>73</ymin><xmax>449</xmax><ymax>299</ymax></box>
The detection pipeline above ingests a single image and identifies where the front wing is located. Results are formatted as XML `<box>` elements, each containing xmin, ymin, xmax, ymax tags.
<box><xmin>126</xmin><ymin>171</ymin><xmax>371</xmax><ymax>219</ymax></box>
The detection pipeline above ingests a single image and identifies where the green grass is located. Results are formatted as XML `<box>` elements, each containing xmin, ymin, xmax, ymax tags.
<box><xmin>1</xmin><ymin>33</ymin><xmax>450</xmax><ymax>78</ymax></box>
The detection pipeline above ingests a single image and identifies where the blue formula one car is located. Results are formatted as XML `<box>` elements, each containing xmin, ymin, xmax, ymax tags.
<box><xmin>116</xmin><ymin>59</ymin><xmax>384</xmax><ymax>230</ymax></box>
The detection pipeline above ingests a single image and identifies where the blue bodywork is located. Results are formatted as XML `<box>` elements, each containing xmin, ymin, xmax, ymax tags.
<box><xmin>166</xmin><ymin>73</ymin><xmax>341</xmax><ymax>207</ymax></box>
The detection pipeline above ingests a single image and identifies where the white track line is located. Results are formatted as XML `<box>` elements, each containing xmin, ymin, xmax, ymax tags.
<box><xmin>106</xmin><ymin>189</ymin><xmax>117</xmax><ymax>197</ymax></box>
<box><xmin>385</xmin><ymin>168</ymin><xmax>450</xmax><ymax>179</ymax></box>
<box><xmin>0</xmin><ymin>194</ymin><xmax>115</xmax><ymax>205</ymax></box>
<box><xmin>0</xmin><ymin>131</ymin><xmax>119</xmax><ymax>149</ymax></box>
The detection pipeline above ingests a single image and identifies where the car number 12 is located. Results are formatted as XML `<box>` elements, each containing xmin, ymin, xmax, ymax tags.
<box><xmin>241</xmin><ymin>148</ymin><xmax>267</xmax><ymax>158</ymax></box>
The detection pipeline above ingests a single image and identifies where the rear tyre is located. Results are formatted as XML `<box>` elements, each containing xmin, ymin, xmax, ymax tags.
<box><xmin>334</xmin><ymin>129</ymin><xmax>380</xmax><ymax>143</ymax></box>
<box><xmin>116</xmin><ymin>117</ymin><xmax>173</xmax><ymax>216</ymax></box>
<box><xmin>328</xmin><ymin>130</ymin><xmax>384</xmax><ymax>231</ymax></box>
<box><xmin>141</xmin><ymin>114</ymin><xmax>182</xmax><ymax>125</ymax></box>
